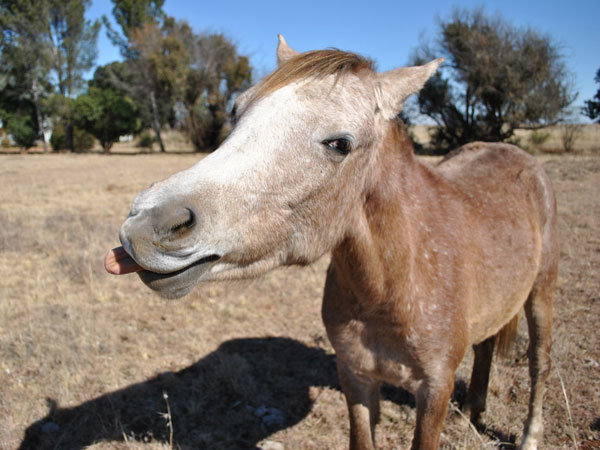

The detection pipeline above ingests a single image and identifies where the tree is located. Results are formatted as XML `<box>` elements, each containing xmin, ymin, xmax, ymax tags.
<box><xmin>181</xmin><ymin>32</ymin><xmax>252</xmax><ymax>150</ymax></box>
<box><xmin>103</xmin><ymin>0</ymin><xmax>164</xmax><ymax>56</ymax></box>
<box><xmin>583</xmin><ymin>69</ymin><xmax>600</xmax><ymax>123</ymax></box>
<box><xmin>104</xmin><ymin>2</ymin><xmax>180</xmax><ymax>152</ymax></box>
<box><xmin>0</xmin><ymin>0</ymin><xmax>100</xmax><ymax>152</ymax></box>
<box><xmin>72</xmin><ymin>86</ymin><xmax>140</xmax><ymax>153</ymax></box>
<box><xmin>46</xmin><ymin>0</ymin><xmax>100</xmax><ymax>151</ymax></box>
<box><xmin>410</xmin><ymin>8</ymin><xmax>576</xmax><ymax>151</ymax></box>
<box><xmin>0</xmin><ymin>0</ymin><xmax>53</xmax><ymax>151</ymax></box>
<box><xmin>88</xmin><ymin>60</ymin><xmax>138</xmax><ymax>94</ymax></box>
<box><xmin>1</xmin><ymin>111</ymin><xmax>37</xmax><ymax>148</ymax></box>
<box><xmin>103</xmin><ymin>4</ymin><xmax>252</xmax><ymax>152</ymax></box>
<box><xmin>0</xmin><ymin>73</ymin><xmax>41</xmax><ymax>150</ymax></box>
<box><xmin>128</xmin><ymin>20</ymin><xmax>189</xmax><ymax>151</ymax></box>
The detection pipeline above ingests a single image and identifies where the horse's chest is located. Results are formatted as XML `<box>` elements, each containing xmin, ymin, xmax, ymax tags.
<box><xmin>325</xmin><ymin>317</ymin><xmax>424</xmax><ymax>393</ymax></box>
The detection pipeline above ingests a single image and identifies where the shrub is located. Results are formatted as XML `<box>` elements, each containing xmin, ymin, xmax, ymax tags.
<box><xmin>560</xmin><ymin>123</ymin><xmax>583</xmax><ymax>153</ymax></box>
<box><xmin>137</xmin><ymin>131</ymin><xmax>154</xmax><ymax>149</ymax></box>
<box><xmin>507</xmin><ymin>136</ymin><xmax>532</xmax><ymax>154</ymax></box>
<box><xmin>72</xmin><ymin>87</ymin><xmax>140</xmax><ymax>152</ymax></box>
<box><xmin>5</xmin><ymin>114</ymin><xmax>36</xmax><ymax>148</ymax></box>
<box><xmin>73</xmin><ymin>128</ymin><xmax>95</xmax><ymax>152</ymax></box>
<box><xmin>50</xmin><ymin>125</ymin><xmax>67</xmax><ymax>151</ymax></box>
<box><xmin>50</xmin><ymin>125</ymin><xmax>94</xmax><ymax>152</ymax></box>
<box><xmin>528</xmin><ymin>130</ymin><xmax>550</xmax><ymax>147</ymax></box>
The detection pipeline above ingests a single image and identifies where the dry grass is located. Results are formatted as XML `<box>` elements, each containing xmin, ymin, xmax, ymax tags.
<box><xmin>1</xmin><ymin>152</ymin><xmax>598</xmax><ymax>449</ymax></box>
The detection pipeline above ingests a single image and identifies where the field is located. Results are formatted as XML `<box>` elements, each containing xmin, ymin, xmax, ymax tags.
<box><xmin>0</xmin><ymin>151</ymin><xmax>598</xmax><ymax>449</ymax></box>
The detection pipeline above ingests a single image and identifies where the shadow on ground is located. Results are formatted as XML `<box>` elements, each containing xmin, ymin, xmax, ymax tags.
<box><xmin>20</xmin><ymin>337</ymin><xmax>341</xmax><ymax>449</ymax></box>
<box><xmin>19</xmin><ymin>336</ymin><xmax>515</xmax><ymax>449</ymax></box>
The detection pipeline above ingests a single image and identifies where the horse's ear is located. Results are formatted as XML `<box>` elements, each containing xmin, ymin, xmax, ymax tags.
<box><xmin>376</xmin><ymin>58</ymin><xmax>443</xmax><ymax>119</ymax></box>
<box><xmin>277</xmin><ymin>34</ymin><xmax>299</xmax><ymax>66</ymax></box>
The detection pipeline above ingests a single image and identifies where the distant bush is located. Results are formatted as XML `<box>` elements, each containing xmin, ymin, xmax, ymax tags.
<box><xmin>50</xmin><ymin>126</ymin><xmax>67</xmax><ymax>151</ymax></box>
<box><xmin>528</xmin><ymin>130</ymin><xmax>550</xmax><ymax>147</ymax></box>
<box><xmin>73</xmin><ymin>128</ymin><xmax>95</xmax><ymax>152</ymax></box>
<box><xmin>5</xmin><ymin>114</ymin><xmax>36</xmax><ymax>149</ymax></box>
<box><xmin>137</xmin><ymin>131</ymin><xmax>154</xmax><ymax>150</ymax></box>
<box><xmin>51</xmin><ymin>125</ymin><xmax>94</xmax><ymax>152</ymax></box>
<box><xmin>560</xmin><ymin>123</ymin><xmax>584</xmax><ymax>153</ymax></box>
<box><xmin>72</xmin><ymin>87</ymin><xmax>140</xmax><ymax>153</ymax></box>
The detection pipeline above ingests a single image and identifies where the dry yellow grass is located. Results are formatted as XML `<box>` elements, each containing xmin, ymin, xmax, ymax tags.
<box><xmin>1</xmin><ymin>152</ymin><xmax>598</xmax><ymax>449</ymax></box>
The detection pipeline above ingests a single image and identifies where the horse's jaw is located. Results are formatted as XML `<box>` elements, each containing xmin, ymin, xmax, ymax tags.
<box><xmin>104</xmin><ymin>241</ymin><xmax>294</xmax><ymax>298</ymax></box>
<box><xmin>104</xmin><ymin>245</ymin><xmax>222</xmax><ymax>298</ymax></box>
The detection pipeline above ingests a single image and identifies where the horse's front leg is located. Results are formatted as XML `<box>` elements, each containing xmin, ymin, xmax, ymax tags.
<box><xmin>337</xmin><ymin>360</ymin><xmax>381</xmax><ymax>450</ymax></box>
<box><xmin>411</xmin><ymin>372</ymin><xmax>455</xmax><ymax>450</ymax></box>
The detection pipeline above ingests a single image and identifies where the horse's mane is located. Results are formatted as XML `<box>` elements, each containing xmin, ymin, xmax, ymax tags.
<box><xmin>254</xmin><ymin>49</ymin><xmax>374</xmax><ymax>100</ymax></box>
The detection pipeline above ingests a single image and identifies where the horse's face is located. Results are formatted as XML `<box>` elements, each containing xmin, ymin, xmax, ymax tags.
<box><xmin>110</xmin><ymin>42</ymin><xmax>441</xmax><ymax>298</ymax></box>
<box><xmin>117</xmin><ymin>75</ymin><xmax>378</xmax><ymax>297</ymax></box>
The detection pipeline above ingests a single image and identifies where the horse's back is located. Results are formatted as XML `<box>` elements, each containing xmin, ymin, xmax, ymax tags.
<box><xmin>437</xmin><ymin>142</ymin><xmax>556</xmax><ymax>230</ymax></box>
<box><xmin>438</xmin><ymin>142</ymin><xmax>539</xmax><ymax>188</ymax></box>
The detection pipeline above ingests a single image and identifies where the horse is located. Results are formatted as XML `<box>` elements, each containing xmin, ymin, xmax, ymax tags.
<box><xmin>105</xmin><ymin>35</ymin><xmax>558</xmax><ymax>450</ymax></box>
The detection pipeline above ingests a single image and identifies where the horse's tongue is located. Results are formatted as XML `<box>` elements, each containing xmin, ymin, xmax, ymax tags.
<box><xmin>104</xmin><ymin>246</ymin><xmax>143</xmax><ymax>275</ymax></box>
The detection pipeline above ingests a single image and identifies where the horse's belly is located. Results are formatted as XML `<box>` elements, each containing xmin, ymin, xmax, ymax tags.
<box><xmin>467</xmin><ymin>228</ymin><xmax>542</xmax><ymax>343</ymax></box>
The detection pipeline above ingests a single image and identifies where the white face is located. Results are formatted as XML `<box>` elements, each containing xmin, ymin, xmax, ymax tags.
<box><xmin>118</xmin><ymin>72</ymin><xmax>382</xmax><ymax>297</ymax></box>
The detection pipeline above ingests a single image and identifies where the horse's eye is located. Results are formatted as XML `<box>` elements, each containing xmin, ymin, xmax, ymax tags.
<box><xmin>323</xmin><ymin>138</ymin><xmax>352</xmax><ymax>156</ymax></box>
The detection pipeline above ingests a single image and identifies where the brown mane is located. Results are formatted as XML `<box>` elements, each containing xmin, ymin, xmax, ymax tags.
<box><xmin>254</xmin><ymin>49</ymin><xmax>374</xmax><ymax>100</ymax></box>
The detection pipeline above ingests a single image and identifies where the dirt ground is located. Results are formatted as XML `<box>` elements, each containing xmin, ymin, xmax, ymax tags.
<box><xmin>0</xmin><ymin>152</ymin><xmax>598</xmax><ymax>449</ymax></box>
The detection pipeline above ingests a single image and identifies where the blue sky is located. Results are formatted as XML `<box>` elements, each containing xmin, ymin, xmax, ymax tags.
<box><xmin>87</xmin><ymin>0</ymin><xmax>599</xmax><ymax>120</ymax></box>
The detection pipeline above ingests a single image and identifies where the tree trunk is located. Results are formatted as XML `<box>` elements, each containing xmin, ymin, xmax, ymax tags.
<box><xmin>187</xmin><ymin>108</ymin><xmax>203</xmax><ymax>151</ymax></box>
<box><xmin>207</xmin><ymin>104</ymin><xmax>225</xmax><ymax>150</ymax></box>
<box><xmin>102</xmin><ymin>140</ymin><xmax>113</xmax><ymax>154</ymax></box>
<box><xmin>31</xmin><ymin>79</ymin><xmax>48</xmax><ymax>153</ymax></box>
<box><xmin>150</xmin><ymin>91</ymin><xmax>165</xmax><ymax>152</ymax></box>
<box><xmin>65</xmin><ymin>120</ymin><xmax>74</xmax><ymax>152</ymax></box>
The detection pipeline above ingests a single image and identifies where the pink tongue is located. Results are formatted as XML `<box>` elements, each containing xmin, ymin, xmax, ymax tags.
<box><xmin>104</xmin><ymin>246</ymin><xmax>143</xmax><ymax>275</ymax></box>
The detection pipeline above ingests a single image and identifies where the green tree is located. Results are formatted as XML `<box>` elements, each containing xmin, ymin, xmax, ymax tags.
<box><xmin>0</xmin><ymin>77</ymin><xmax>40</xmax><ymax>150</ymax></box>
<box><xmin>0</xmin><ymin>111</ymin><xmax>37</xmax><ymax>148</ymax></box>
<box><xmin>0</xmin><ymin>0</ymin><xmax>53</xmax><ymax>151</ymax></box>
<box><xmin>103</xmin><ymin>4</ymin><xmax>252</xmax><ymax>152</ymax></box>
<box><xmin>182</xmin><ymin>32</ymin><xmax>252</xmax><ymax>150</ymax></box>
<box><xmin>103</xmin><ymin>0</ymin><xmax>164</xmax><ymax>56</ymax></box>
<box><xmin>128</xmin><ymin>20</ymin><xmax>188</xmax><ymax>151</ymax></box>
<box><xmin>583</xmin><ymin>69</ymin><xmax>600</xmax><ymax>123</ymax></box>
<box><xmin>410</xmin><ymin>8</ymin><xmax>576</xmax><ymax>151</ymax></box>
<box><xmin>46</xmin><ymin>0</ymin><xmax>100</xmax><ymax>151</ymax></box>
<box><xmin>104</xmin><ymin>1</ymin><xmax>181</xmax><ymax>152</ymax></box>
<box><xmin>88</xmin><ymin>60</ymin><xmax>138</xmax><ymax>94</ymax></box>
<box><xmin>72</xmin><ymin>85</ymin><xmax>140</xmax><ymax>153</ymax></box>
<box><xmin>0</xmin><ymin>0</ymin><xmax>100</xmax><ymax>152</ymax></box>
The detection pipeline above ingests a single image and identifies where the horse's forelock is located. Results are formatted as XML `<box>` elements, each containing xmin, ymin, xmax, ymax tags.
<box><xmin>253</xmin><ymin>49</ymin><xmax>374</xmax><ymax>101</ymax></box>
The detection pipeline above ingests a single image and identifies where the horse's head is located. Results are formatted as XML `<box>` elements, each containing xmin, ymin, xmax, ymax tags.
<box><xmin>105</xmin><ymin>36</ymin><xmax>442</xmax><ymax>298</ymax></box>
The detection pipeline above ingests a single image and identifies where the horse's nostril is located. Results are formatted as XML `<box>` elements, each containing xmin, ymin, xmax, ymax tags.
<box><xmin>169</xmin><ymin>208</ymin><xmax>195</xmax><ymax>233</ymax></box>
<box><xmin>156</xmin><ymin>206</ymin><xmax>196</xmax><ymax>237</ymax></box>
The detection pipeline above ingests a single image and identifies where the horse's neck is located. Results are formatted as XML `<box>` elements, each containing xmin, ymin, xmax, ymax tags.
<box><xmin>330</xmin><ymin>121</ymin><xmax>447</xmax><ymax>304</ymax></box>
